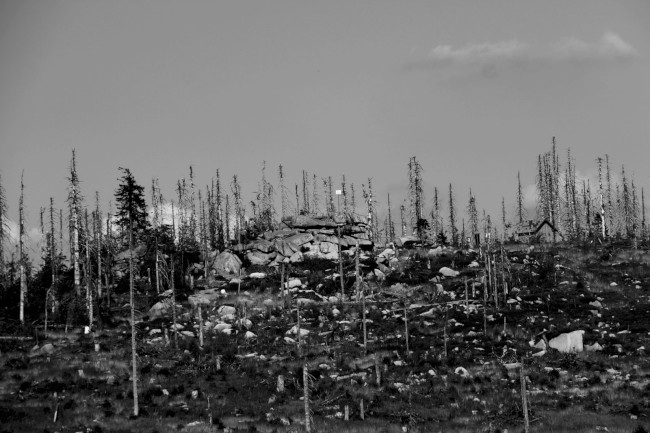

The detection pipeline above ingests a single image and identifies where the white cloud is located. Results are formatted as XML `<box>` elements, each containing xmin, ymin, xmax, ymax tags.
<box><xmin>410</xmin><ymin>32</ymin><xmax>638</xmax><ymax>70</ymax></box>
<box><xmin>553</xmin><ymin>32</ymin><xmax>638</xmax><ymax>61</ymax></box>
<box><xmin>426</xmin><ymin>40</ymin><xmax>528</xmax><ymax>65</ymax></box>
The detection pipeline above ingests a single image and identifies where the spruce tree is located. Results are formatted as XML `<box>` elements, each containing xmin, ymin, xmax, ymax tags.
<box><xmin>115</xmin><ymin>168</ymin><xmax>148</xmax><ymax>239</ymax></box>
<box><xmin>114</xmin><ymin>167</ymin><xmax>145</xmax><ymax>417</ymax></box>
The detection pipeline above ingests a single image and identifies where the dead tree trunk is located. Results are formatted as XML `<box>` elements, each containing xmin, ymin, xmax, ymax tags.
<box><xmin>338</xmin><ymin>225</ymin><xmax>344</xmax><ymax>301</ymax></box>
<box><xmin>171</xmin><ymin>253</ymin><xmax>178</xmax><ymax>349</ymax></box>
<box><xmin>303</xmin><ymin>363</ymin><xmax>311</xmax><ymax>433</ymax></box>
<box><xmin>404</xmin><ymin>301</ymin><xmax>409</xmax><ymax>357</ymax></box>
<box><xmin>19</xmin><ymin>173</ymin><xmax>26</xmax><ymax>324</ymax></box>
<box><xmin>198</xmin><ymin>304</ymin><xmax>204</xmax><ymax>348</ymax></box>
<box><xmin>129</xmin><ymin>215</ymin><xmax>139</xmax><ymax>417</ymax></box>
<box><xmin>520</xmin><ymin>362</ymin><xmax>529</xmax><ymax>432</ymax></box>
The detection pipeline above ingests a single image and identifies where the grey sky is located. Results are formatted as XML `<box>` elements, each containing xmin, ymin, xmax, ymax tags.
<box><xmin>1</xmin><ymin>1</ymin><xmax>649</xmax><ymax>249</ymax></box>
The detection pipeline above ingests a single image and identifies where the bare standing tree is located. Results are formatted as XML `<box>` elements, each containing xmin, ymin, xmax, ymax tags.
<box><xmin>68</xmin><ymin>150</ymin><xmax>83</xmax><ymax>296</ymax></box>
<box><xmin>642</xmin><ymin>188</ymin><xmax>647</xmax><ymax>241</ymax></box>
<box><xmin>231</xmin><ymin>175</ymin><xmax>243</xmax><ymax>244</ymax></box>
<box><xmin>516</xmin><ymin>172</ymin><xmax>525</xmax><ymax>225</ymax></box>
<box><xmin>341</xmin><ymin>174</ymin><xmax>348</xmax><ymax>215</ymax></box>
<box><xmin>95</xmin><ymin>192</ymin><xmax>102</xmax><ymax>298</ymax></box>
<box><xmin>311</xmin><ymin>173</ymin><xmax>320</xmax><ymax>216</ymax></box>
<box><xmin>501</xmin><ymin>197</ymin><xmax>508</xmax><ymax>241</ymax></box>
<box><xmin>467</xmin><ymin>189</ymin><xmax>479</xmax><ymax>247</ymax></box>
<box><xmin>278</xmin><ymin>165</ymin><xmax>289</xmax><ymax>220</ymax></box>
<box><xmin>407</xmin><ymin>157</ymin><xmax>424</xmax><ymax>239</ymax></box>
<box><xmin>19</xmin><ymin>172</ymin><xmax>27</xmax><ymax>324</ymax></box>
<box><xmin>0</xmin><ymin>172</ymin><xmax>8</xmax><ymax>278</ymax></box>
<box><xmin>448</xmin><ymin>183</ymin><xmax>458</xmax><ymax>246</ymax></box>
<box><xmin>387</xmin><ymin>193</ymin><xmax>395</xmax><ymax>243</ymax></box>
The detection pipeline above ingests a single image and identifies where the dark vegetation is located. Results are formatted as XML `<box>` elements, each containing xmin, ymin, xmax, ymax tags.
<box><xmin>1</xmin><ymin>243</ymin><xmax>650</xmax><ymax>432</ymax></box>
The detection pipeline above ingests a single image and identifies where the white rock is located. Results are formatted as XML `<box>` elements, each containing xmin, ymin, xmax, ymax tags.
<box><xmin>439</xmin><ymin>267</ymin><xmax>460</xmax><ymax>277</ymax></box>
<box><xmin>217</xmin><ymin>305</ymin><xmax>236</xmax><ymax>317</ymax></box>
<box><xmin>286</xmin><ymin>278</ymin><xmax>302</xmax><ymax>289</ymax></box>
<box><xmin>296</xmin><ymin>298</ymin><xmax>314</xmax><ymax>306</ymax></box>
<box><xmin>244</xmin><ymin>331</ymin><xmax>257</xmax><ymax>339</ymax></box>
<box><xmin>249</xmin><ymin>272</ymin><xmax>267</xmax><ymax>279</ymax></box>
<box><xmin>586</xmin><ymin>342</ymin><xmax>603</xmax><ymax>352</ymax></box>
<box><xmin>238</xmin><ymin>318</ymin><xmax>253</xmax><ymax>329</ymax></box>
<box><xmin>286</xmin><ymin>325</ymin><xmax>310</xmax><ymax>337</ymax></box>
<box><xmin>549</xmin><ymin>330</ymin><xmax>584</xmax><ymax>353</ymax></box>
<box><xmin>214</xmin><ymin>323</ymin><xmax>232</xmax><ymax>332</ymax></box>
<box><xmin>454</xmin><ymin>367</ymin><xmax>469</xmax><ymax>377</ymax></box>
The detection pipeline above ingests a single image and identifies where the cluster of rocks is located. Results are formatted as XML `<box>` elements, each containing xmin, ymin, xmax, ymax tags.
<box><xmin>229</xmin><ymin>214</ymin><xmax>374</xmax><ymax>267</ymax></box>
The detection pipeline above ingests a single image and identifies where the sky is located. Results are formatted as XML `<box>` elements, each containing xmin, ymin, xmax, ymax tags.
<box><xmin>1</xmin><ymin>1</ymin><xmax>649</xmax><ymax>255</ymax></box>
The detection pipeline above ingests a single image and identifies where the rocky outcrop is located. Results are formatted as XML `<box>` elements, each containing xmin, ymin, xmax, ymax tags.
<box><xmin>230</xmin><ymin>214</ymin><xmax>373</xmax><ymax>266</ymax></box>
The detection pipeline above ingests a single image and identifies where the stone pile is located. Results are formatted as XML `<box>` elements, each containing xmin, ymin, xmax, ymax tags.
<box><xmin>232</xmin><ymin>214</ymin><xmax>373</xmax><ymax>266</ymax></box>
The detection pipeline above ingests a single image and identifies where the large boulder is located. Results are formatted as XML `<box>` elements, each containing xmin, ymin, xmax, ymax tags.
<box><xmin>214</xmin><ymin>251</ymin><xmax>242</xmax><ymax>278</ymax></box>
<box><xmin>263</xmin><ymin>229</ymin><xmax>298</xmax><ymax>240</ymax></box>
<box><xmin>395</xmin><ymin>236</ymin><xmax>419</xmax><ymax>248</ymax></box>
<box><xmin>378</xmin><ymin>248</ymin><xmax>395</xmax><ymax>261</ymax></box>
<box><xmin>549</xmin><ymin>330</ymin><xmax>584</xmax><ymax>353</ymax></box>
<box><xmin>248</xmin><ymin>238</ymin><xmax>275</xmax><ymax>253</ymax></box>
<box><xmin>289</xmin><ymin>251</ymin><xmax>303</xmax><ymax>263</ymax></box>
<box><xmin>247</xmin><ymin>250</ymin><xmax>276</xmax><ymax>265</ymax></box>
<box><xmin>319</xmin><ymin>242</ymin><xmax>339</xmax><ymax>254</ymax></box>
<box><xmin>148</xmin><ymin>298</ymin><xmax>176</xmax><ymax>319</ymax></box>
<box><xmin>316</xmin><ymin>234</ymin><xmax>348</xmax><ymax>247</ymax></box>
<box><xmin>285</xmin><ymin>232</ymin><xmax>314</xmax><ymax>246</ymax></box>
<box><xmin>274</xmin><ymin>239</ymin><xmax>299</xmax><ymax>256</ymax></box>
<box><xmin>217</xmin><ymin>305</ymin><xmax>236</xmax><ymax>318</ymax></box>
